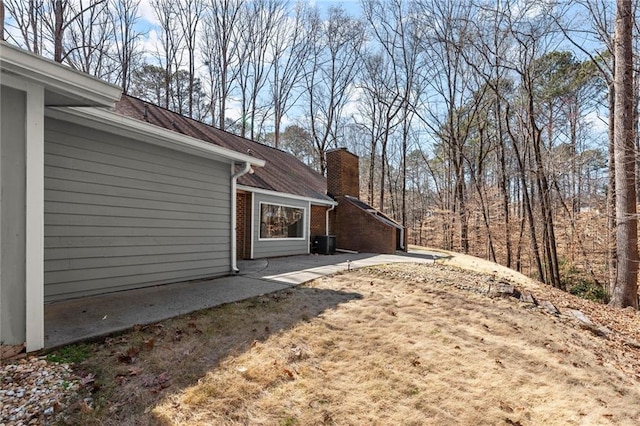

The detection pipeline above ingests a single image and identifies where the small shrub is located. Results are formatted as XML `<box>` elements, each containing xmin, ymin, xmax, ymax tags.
<box><xmin>280</xmin><ymin>416</ymin><xmax>298</xmax><ymax>426</ymax></box>
<box><xmin>46</xmin><ymin>344</ymin><xmax>92</xmax><ymax>364</ymax></box>
<box><xmin>569</xmin><ymin>281</ymin><xmax>609</xmax><ymax>304</ymax></box>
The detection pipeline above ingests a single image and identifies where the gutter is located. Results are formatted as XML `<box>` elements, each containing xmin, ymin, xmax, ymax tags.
<box><xmin>231</xmin><ymin>162</ymin><xmax>252</xmax><ymax>273</ymax></box>
<box><xmin>237</xmin><ymin>184</ymin><xmax>336</xmax><ymax>206</ymax></box>
<box><xmin>46</xmin><ymin>107</ymin><xmax>265</xmax><ymax>167</ymax></box>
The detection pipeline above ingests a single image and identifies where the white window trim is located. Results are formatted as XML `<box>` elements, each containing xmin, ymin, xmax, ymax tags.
<box><xmin>257</xmin><ymin>201</ymin><xmax>307</xmax><ymax>242</ymax></box>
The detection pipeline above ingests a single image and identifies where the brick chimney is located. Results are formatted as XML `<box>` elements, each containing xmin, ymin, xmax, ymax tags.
<box><xmin>326</xmin><ymin>148</ymin><xmax>359</xmax><ymax>198</ymax></box>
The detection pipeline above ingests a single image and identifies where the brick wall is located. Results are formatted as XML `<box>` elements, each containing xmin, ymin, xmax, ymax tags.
<box><xmin>334</xmin><ymin>196</ymin><xmax>397</xmax><ymax>254</ymax></box>
<box><xmin>326</xmin><ymin>148</ymin><xmax>360</xmax><ymax>198</ymax></box>
<box><xmin>310</xmin><ymin>205</ymin><xmax>328</xmax><ymax>238</ymax></box>
<box><xmin>325</xmin><ymin>148</ymin><xmax>402</xmax><ymax>254</ymax></box>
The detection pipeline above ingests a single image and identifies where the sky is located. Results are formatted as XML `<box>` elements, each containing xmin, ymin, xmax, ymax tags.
<box><xmin>132</xmin><ymin>0</ymin><xmax>365</xmax><ymax>126</ymax></box>
<box><xmin>137</xmin><ymin>0</ymin><xmax>362</xmax><ymax>27</ymax></box>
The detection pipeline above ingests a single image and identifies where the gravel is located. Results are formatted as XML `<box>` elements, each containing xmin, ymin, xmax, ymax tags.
<box><xmin>1</xmin><ymin>357</ymin><xmax>79</xmax><ymax>426</ymax></box>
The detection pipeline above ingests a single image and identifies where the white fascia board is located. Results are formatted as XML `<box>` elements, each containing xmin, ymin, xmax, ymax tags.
<box><xmin>237</xmin><ymin>184</ymin><xmax>337</xmax><ymax>206</ymax></box>
<box><xmin>46</xmin><ymin>106</ymin><xmax>266</xmax><ymax>167</ymax></box>
<box><xmin>0</xmin><ymin>42</ymin><xmax>121</xmax><ymax>107</ymax></box>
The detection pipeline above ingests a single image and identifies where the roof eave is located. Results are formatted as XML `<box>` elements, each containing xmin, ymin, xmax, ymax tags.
<box><xmin>0</xmin><ymin>42</ymin><xmax>121</xmax><ymax>107</ymax></box>
<box><xmin>237</xmin><ymin>184</ymin><xmax>337</xmax><ymax>206</ymax></box>
<box><xmin>46</xmin><ymin>106</ymin><xmax>266</xmax><ymax>167</ymax></box>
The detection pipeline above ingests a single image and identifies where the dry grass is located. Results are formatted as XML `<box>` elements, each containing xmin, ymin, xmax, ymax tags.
<box><xmin>59</xmin><ymin>261</ymin><xmax>640</xmax><ymax>426</ymax></box>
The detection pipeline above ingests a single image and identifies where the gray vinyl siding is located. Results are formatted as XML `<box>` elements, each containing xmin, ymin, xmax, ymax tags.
<box><xmin>252</xmin><ymin>193</ymin><xmax>309</xmax><ymax>259</ymax></box>
<box><xmin>0</xmin><ymin>86</ymin><xmax>27</xmax><ymax>344</ymax></box>
<box><xmin>44</xmin><ymin>118</ymin><xmax>231</xmax><ymax>301</ymax></box>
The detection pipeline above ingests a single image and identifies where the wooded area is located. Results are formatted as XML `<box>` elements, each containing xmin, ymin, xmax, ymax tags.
<box><xmin>2</xmin><ymin>0</ymin><xmax>638</xmax><ymax>307</ymax></box>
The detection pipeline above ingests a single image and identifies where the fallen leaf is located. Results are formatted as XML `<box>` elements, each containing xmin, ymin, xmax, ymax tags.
<box><xmin>143</xmin><ymin>372</ymin><xmax>172</xmax><ymax>389</ymax></box>
<box><xmin>118</xmin><ymin>346</ymin><xmax>140</xmax><ymax>364</ymax></box>
<box><xmin>80</xmin><ymin>400</ymin><xmax>93</xmax><ymax>414</ymax></box>
<box><xmin>499</xmin><ymin>401</ymin><xmax>514</xmax><ymax>413</ymax></box>
<box><xmin>156</xmin><ymin>372</ymin><xmax>171</xmax><ymax>384</ymax></box>
<box><xmin>282</xmin><ymin>368</ymin><xmax>295</xmax><ymax>379</ymax></box>
<box><xmin>80</xmin><ymin>373</ymin><xmax>96</xmax><ymax>386</ymax></box>
<box><xmin>128</xmin><ymin>366</ymin><xmax>142</xmax><ymax>376</ymax></box>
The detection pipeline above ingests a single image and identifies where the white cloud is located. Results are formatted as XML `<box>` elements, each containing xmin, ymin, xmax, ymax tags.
<box><xmin>140</xmin><ymin>29</ymin><xmax>160</xmax><ymax>54</ymax></box>
<box><xmin>138</xmin><ymin>0</ymin><xmax>160</xmax><ymax>27</ymax></box>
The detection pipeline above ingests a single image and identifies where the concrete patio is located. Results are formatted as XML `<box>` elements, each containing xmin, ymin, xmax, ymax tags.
<box><xmin>44</xmin><ymin>250</ymin><xmax>440</xmax><ymax>349</ymax></box>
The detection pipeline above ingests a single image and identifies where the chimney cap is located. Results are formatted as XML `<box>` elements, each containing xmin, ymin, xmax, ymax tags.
<box><xmin>327</xmin><ymin>147</ymin><xmax>359</xmax><ymax>159</ymax></box>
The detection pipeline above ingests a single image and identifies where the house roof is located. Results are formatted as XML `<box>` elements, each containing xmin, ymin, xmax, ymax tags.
<box><xmin>115</xmin><ymin>95</ymin><xmax>333</xmax><ymax>204</ymax></box>
<box><xmin>343</xmin><ymin>195</ymin><xmax>403</xmax><ymax>230</ymax></box>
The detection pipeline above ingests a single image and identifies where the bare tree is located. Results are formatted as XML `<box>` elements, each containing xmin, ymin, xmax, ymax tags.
<box><xmin>37</xmin><ymin>0</ymin><xmax>107</xmax><ymax>63</ymax></box>
<box><xmin>175</xmin><ymin>0</ymin><xmax>204</xmax><ymax>117</ymax></box>
<box><xmin>235</xmin><ymin>0</ymin><xmax>282</xmax><ymax>139</ymax></box>
<box><xmin>151</xmin><ymin>0</ymin><xmax>183</xmax><ymax>110</ymax></box>
<box><xmin>355</xmin><ymin>52</ymin><xmax>395</xmax><ymax>204</ymax></box>
<box><xmin>64</xmin><ymin>0</ymin><xmax>113</xmax><ymax>78</ymax></box>
<box><xmin>5</xmin><ymin>0</ymin><xmax>44</xmax><ymax>54</ymax></box>
<box><xmin>414</xmin><ymin>0</ymin><xmax>481</xmax><ymax>254</ymax></box>
<box><xmin>109</xmin><ymin>0</ymin><xmax>143</xmax><ymax>93</ymax></box>
<box><xmin>611</xmin><ymin>0</ymin><xmax>638</xmax><ymax>308</ymax></box>
<box><xmin>555</xmin><ymin>0</ymin><xmax>617</xmax><ymax>295</ymax></box>
<box><xmin>305</xmin><ymin>6</ymin><xmax>365</xmax><ymax>175</ymax></box>
<box><xmin>361</xmin><ymin>0</ymin><xmax>424</xmax><ymax>219</ymax></box>
<box><xmin>201</xmin><ymin>0</ymin><xmax>245</xmax><ymax>130</ymax></box>
<box><xmin>269</xmin><ymin>1</ymin><xmax>316</xmax><ymax>148</ymax></box>
<box><xmin>463</xmin><ymin>0</ymin><xmax>516</xmax><ymax>267</ymax></box>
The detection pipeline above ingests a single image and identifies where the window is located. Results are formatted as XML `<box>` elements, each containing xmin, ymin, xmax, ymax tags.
<box><xmin>259</xmin><ymin>203</ymin><xmax>305</xmax><ymax>239</ymax></box>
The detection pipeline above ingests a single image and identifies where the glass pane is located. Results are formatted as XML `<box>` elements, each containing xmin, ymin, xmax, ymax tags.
<box><xmin>260</xmin><ymin>204</ymin><xmax>305</xmax><ymax>239</ymax></box>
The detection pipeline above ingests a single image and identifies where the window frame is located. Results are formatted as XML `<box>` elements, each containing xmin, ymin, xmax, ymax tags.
<box><xmin>257</xmin><ymin>201</ymin><xmax>307</xmax><ymax>241</ymax></box>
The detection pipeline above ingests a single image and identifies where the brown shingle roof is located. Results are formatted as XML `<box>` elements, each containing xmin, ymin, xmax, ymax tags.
<box><xmin>114</xmin><ymin>95</ymin><xmax>332</xmax><ymax>203</ymax></box>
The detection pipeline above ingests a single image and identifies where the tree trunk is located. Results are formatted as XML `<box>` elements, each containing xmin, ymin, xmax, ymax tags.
<box><xmin>368</xmin><ymin>146</ymin><xmax>376</xmax><ymax>204</ymax></box>
<box><xmin>496</xmin><ymin>101</ymin><xmax>512</xmax><ymax>268</ymax></box>
<box><xmin>0</xmin><ymin>0</ymin><xmax>5</xmax><ymax>41</ymax></box>
<box><xmin>54</xmin><ymin>0</ymin><xmax>64</xmax><ymax>62</ymax></box>
<box><xmin>379</xmin><ymin>129</ymin><xmax>389</xmax><ymax>211</ymax></box>
<box><xmin>607</xmin><ymin>83</ymin><xmax>617</xmax><ymax>294</ymax></box>
<box><xmin>506</xmin><ymin>105</ymin><xmax>545</xmax><ymax>282</ymax></box>
<box><xmin>611</xmin><ymin>0</ymin><xmax>638</xmax><ymax>308</ymax></box>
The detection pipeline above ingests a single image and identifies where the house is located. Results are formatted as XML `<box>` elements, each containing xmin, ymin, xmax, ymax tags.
<box><xmin>114</xmin><ymin>95</ymin><xmax>337</xmax><ymax>261</ymax></box>
<box><xmin>326</xmin><ymin>148</ymin><xmax>405</xmax><ymax>254</ymax></box>
<box><xmin>0</xmin><ymin>43</ymin><xmax>403</xmax><ymax>353</ymax></box>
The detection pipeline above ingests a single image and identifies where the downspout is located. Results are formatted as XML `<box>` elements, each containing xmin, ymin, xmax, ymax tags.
<box><xmin>231</xmin><ymin>162</ymin><xmax>251</xmax><ymax>273</ymax></box>
<box><xmin>325</xmin><ymin>203</ymin><xmax>336</xmax><ymax>235</ymax></box>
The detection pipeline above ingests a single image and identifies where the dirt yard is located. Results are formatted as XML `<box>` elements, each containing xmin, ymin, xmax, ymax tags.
<box><xmin>43</xmin><ymin>256</ymin><xmax>640</xmax><ymax>426</ymax></box>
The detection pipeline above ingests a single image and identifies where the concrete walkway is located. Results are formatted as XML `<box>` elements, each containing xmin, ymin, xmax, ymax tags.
<box><xmin>44</xmin><ymin>251</ymin><xmax>439</xmax><ymax>349</ymax></box>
